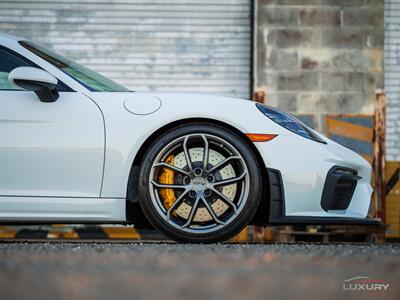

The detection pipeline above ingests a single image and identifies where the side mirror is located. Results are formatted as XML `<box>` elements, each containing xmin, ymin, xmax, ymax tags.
<box><xmin>8</xmin><ymin>67</ymin><xmax>59</xmax><ymax>103</ymax></box>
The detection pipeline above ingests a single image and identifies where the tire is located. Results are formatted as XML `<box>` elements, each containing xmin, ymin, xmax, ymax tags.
<box><xmin>138</xmin><ymin>122</ymin><xmax>262</xmax><ymax>243</ymax></box>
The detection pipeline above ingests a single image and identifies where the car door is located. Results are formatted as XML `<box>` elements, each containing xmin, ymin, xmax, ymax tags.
<box><xmin>0</xmin><ymin>47</ymin><xmax>105</xmax><ymax>198</ymax></box>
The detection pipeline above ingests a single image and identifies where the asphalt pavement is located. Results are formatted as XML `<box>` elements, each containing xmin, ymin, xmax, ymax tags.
<box><xmin>0</xmin><ymin>241</ymin><xmax>399</xmax><ymax>300</ymax></box>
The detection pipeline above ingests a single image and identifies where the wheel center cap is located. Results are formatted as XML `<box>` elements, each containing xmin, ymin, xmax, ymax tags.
<box><xmin>191</xmin><ymin>177</ymin><xmax>207</xmax><ymax>191</ymax></box>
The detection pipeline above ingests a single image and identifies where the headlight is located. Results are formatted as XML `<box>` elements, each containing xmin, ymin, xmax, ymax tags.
<box><xmin>256</xmin><ymin>103</ymin><xmax>326</xmax><ymax>144</ymax></box>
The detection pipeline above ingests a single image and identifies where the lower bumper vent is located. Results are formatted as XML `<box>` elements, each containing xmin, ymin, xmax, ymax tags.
<box><xmin>321</xmin><ymin>167</ymin><xmax>360</xmax><ymax>211</ymax></box>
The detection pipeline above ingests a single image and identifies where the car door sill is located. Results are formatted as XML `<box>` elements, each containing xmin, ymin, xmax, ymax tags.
<box><xmin>0</xmin><ymin>196</ymin><xmax>125</xmax><ymax>222</ymax></box>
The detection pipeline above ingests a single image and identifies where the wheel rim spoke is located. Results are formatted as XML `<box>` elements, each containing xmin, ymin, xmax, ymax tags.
<box><xmin>153</xmin><ymin>162</ymin><xmax>190</xmax><ymax>177</ymax></box>
<box><xmin>151</xmin><ymin>180</ymin><xmax>186</xmax><ymax>189</ymax></box>
<box><xmin>200</xmin><ymin>196</ymin><xmax>225</xmax><ymax>225</ymax></box>
<box><xmin>210</xmin><ymin>187</ymin><xmax>238</xmax><ymax>214</ymax></box>
<box><xmin>207</xmin><ymin>155</ymin><xmax>241</xmax><ymax>174</ymax></box>
<box><xmin>212</xmin><ymin>171</ymin><xmax>247</xmax><ymax>187</ymax></box>
<box><xmin>183</xmin><ymin>135</ymin><xmax>194</xmax><ymax>175</ymax></box>
<box><xmin>167</xmin><ymin>190</ymin><xmax>189</xmax><ymax>221</ymax></box>
<box><xmin>150</xmin><ymin>133</ymin><xmax>249</xmax><ymax>233</ymax></box>
<box><xmin>201</xmin><ymin>134</ymin><xmax>209</xmax><ymax>171</ymax></box>
<box><xmin>180</xmin><ymin>197</ymin><xmax>200</xmax><ymax>229</ymax></box>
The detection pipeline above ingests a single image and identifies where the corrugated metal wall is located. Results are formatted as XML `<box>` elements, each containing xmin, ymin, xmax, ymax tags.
<box><xmin>385</xmin><ymin>0</ymin><xmax>400</xmax><ymax>160</ymax></box>
<box><xmin>0</xmin><ymin>0</ymin><xmax>252</xmax><ymax>98</ymax></box>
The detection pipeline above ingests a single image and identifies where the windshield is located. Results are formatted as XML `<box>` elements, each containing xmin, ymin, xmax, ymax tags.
<box><xmin>19</xmin><ymin>41</ymin><xmax>130</xmax><ymax>92</ymax></box>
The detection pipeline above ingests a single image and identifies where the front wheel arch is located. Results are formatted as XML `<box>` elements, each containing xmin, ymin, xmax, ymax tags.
<box><xmin>126</xmin><ymin>118</ymin><xmax>270</xmax><ymax>226</ymax></box>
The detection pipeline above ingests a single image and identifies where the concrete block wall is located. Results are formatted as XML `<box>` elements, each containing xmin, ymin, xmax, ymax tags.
<box><xmin>255</xmin><ymin>0</ymin><xmax>384</xmax><ymax>131</ymax></box>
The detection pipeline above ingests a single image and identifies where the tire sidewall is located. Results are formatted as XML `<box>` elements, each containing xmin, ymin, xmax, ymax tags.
<box><xmin>138</xmin><ymin>123</ymin><xmax>262</xmax><ymax>243</ymax></box>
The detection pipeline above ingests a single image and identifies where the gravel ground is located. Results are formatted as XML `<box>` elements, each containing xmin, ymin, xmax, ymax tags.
<box><xmin>0</xmin><ymin>241</ymin><xmax>399</xmax><ymax>300</ymax></box>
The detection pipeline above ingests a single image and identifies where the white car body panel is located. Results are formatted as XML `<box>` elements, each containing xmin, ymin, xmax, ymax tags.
<box><xmin>0</xmin><ymin>33</ymin><xmax>374</xmax><ymax>223</ymax></box>
<box><xmin>87</xmin><ymin>91</ymin><xmax>289</xmax><ymax>200</ymax></box>
<box><xmin>92</xmin><ymin>90</ymin><xmax>372</xmax><ymax>219</ymax></box>
<box><xmin>254</xmin><ymin>135</ymin><xmax>372</xmax><ymax>218</ymax></box>
<box><xmin>0</xmin><ymin>90</ymin><xmax>104</xmax><ymax>197</ymax></box>
<box><xmin>0</xmin><ymin>197</ymin><xmax>124</xmax><ymax>221</ymax></box>
<box><xmin>9</xmin><ymin>66</ymin><xmax>58</xmax><ymax>87</ymax></box>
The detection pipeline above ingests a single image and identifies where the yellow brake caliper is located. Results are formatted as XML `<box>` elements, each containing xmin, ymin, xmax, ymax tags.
<box><xmin>158</xmin><ymin>155</ymin><xmax>176</xmax><ymax>209</ymax></box>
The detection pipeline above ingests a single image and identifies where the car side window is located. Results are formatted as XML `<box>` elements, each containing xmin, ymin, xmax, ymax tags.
<box><xmin>0</xmin><ymin>47</ymin><xmax>72</xmax><ymax>92</ymax></box>
<box><xmin>0</xmin><ymin>47</ymin><xmax>31</xmax><ymax>90</ymax></box>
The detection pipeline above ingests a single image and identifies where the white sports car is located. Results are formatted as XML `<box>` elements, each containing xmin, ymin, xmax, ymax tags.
<box><xmin>0</xmin><ymin>33</ymin><xmax>378</xmax><ymax>243</ymax></box>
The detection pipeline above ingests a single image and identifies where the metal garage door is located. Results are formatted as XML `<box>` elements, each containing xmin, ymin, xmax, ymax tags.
<box><xmin>0</xmin><ymin>0</ymin><xmax>252</xmax><ymax>99</ymax></box>
<box><xmin>385</xmin><ymin>0</ymin><xmax>400</xmax><ymax>160</ymax></box>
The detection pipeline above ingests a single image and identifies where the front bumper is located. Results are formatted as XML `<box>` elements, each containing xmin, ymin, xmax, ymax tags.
<box><xmin>253</xmin><ymin>132</ymin><xmax>374</xmax><ymax>221</ymax></box>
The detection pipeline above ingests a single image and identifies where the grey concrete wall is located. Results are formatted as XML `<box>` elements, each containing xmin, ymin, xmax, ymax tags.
<box><xmin>255</xmin><ymin>0</ymin><xmax>384</xmax><ymax>130</ymax></box>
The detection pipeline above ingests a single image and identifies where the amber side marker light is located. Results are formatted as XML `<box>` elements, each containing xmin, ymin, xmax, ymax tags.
<box><xmin>245</xmin><ymin>133</ymin><xmax>278</xmax><ymax>142</ymax></box>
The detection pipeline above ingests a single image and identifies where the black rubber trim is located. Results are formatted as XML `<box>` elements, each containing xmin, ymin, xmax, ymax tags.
<box><xmin>127</xmin><ymin>166</ymin><xmax>140</xmax><ymax>203</ymax></box>
<box><xmin>268</xmin><ymin>216</ymin><xmax>381</xmax><ymax>225</ymax></box>
<box><xmin>126</xmin><ymin>201</ymin><xmax>154</xmax><ymax>229</ymax></box>
<box><xmin>14</xmin><ymin>79</ymin><xmax>59</xmax><ymax>102</ymax></box>
<box><xmin>321</xmin><ymin>166</ymin><xmax>360</xmax><ymax>211</ymax></box>
<box><xmin>266</xmin><ymin>168</ymin><xmax>285</xmax><ymax>220</ymax></box>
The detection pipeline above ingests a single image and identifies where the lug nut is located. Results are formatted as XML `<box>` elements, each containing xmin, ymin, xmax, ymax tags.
<box><xmin>189</xmin><ymin>190</ymin><xmax>197</xmax><ymax>198</ymax></box>
<box><xmin>183</xmin><ymin>177</ymin><xmax>191</xmax><ymax>185</ymax></box>
<box><xmin>194</xmin><ymin>168</ymin><xmax>202</xmax><ymax>176</ymax></box>
<box><xmin>207</xmin><ymin>175</ymin><xmax>215</xmax><ymax>182</ymax></box>
<box><xmin>204</xmin><ymin>189</ymin><xmax>212</xmax><ymax>197</ymax></box>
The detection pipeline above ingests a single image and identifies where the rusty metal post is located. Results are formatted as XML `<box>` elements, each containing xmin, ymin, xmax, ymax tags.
<box><xmin>373</xmin><ymin>89</ymin><xmax>386</xmax><ymax>223</ymax></box>
<box><xmin>253</xmin><ymin>89</ymin><xmax>266</xmax><ymax>103</ymax></box>
<box><xmin>252</xmin><ymin>88</ymin><xmax>266</xmax><ymax>241</ymax></box>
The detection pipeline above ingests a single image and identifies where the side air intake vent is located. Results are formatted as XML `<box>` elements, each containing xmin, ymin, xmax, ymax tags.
<box><xmin>321</xmin><ymin>167</ymin><xmax>360</xmax><ymax>211</ymax></box>
<box><xmin>267</xmin><ymin>168</ymin><xmax>285</xmax><ymax>219</ymax></box>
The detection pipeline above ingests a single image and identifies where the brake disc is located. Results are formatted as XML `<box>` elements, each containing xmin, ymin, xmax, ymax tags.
<box><xmin>173</xmin><ymin>147</ymin><xmax>237</xmax><ymax>222</ymax></box>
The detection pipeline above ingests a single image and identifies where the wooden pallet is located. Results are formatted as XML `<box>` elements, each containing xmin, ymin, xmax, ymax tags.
<box><xmin>273</xmin><ymin>226</ymin><xmax>332</xmax><ymax>243</ymax></box>
<box><xmin>268</xmin><ymin>225</ymin><xmax>386</xmax><ymax>244</ymax></box>
<box><xmin>323</xmin><ymin>225</ymin><xmax>386</xmax><ymax>243</ymax></box>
